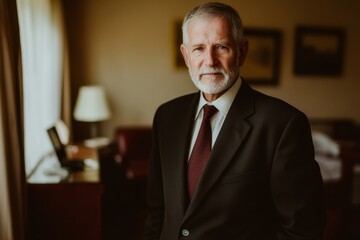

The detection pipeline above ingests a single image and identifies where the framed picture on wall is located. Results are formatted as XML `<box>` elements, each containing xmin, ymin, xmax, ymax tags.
<box><xmin>241</xmin><ymin>28</ymin><xmax>282</xmax><ymax>85</ymax></box>
<box><xmin>294</xmin><ymin>26</ymin><xmax>345</xmax><ymax>76</ymax></box>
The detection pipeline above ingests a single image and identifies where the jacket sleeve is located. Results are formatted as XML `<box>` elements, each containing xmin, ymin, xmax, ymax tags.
<box><xmin>144</xmin><ymin>109</ymin><xmax>164</xmax><ymax>240</ymax></box>
<box><xmin>271</xmin><ymin>112</ymin><xmax>326</xmax><ymax>240</ymax></box>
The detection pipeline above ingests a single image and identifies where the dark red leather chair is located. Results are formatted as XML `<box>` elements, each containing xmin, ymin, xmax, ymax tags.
<box><xmin>311</xmin><ymin>119</ymin><xmax>360</xmax><ymax>240</ymax></box>
<box><xmin>115</xmin><ymin>127</ymin><xmax>152</xmax><ymax>179</ymax></box>
<box><xmin>99</xmin><ymin>126</ymin><xmax>151</xmax><ymax>183</ymax></box>
<box><xmin>323</xmin><ymin>147</ymin><xmax>356</xmax><ymax>240</ymax></box>
<box><xmin>99</xmin><ymin>126</ymin><xmax>152</xmax><ymax>240</ymax></box>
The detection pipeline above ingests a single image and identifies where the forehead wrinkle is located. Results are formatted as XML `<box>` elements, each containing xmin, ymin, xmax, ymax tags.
<box><xmin>187</xmin><ymin>16</ymin><xmax>233</xmax><ymax>46</ymax></box>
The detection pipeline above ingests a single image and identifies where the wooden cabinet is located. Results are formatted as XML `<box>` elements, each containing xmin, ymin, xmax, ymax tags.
<box><xmin>27</xmin><ymin>146</ymin><xmax>103</xmax><ymax>240</ymax></box>
<box><xmin>28</xmin><ymin>183</ymin><xmax>103</xmax><ymax>240</ymax></box>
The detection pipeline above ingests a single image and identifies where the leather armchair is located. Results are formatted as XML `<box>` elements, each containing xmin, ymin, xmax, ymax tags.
<box><xmin>99</xmin><ymin>126</ymin><xmax>152</xmax><ymax>184</ymax></box>
<box><xmin>115</xmin><ymin>127</ymin><xmax>152</xmax><ymax>179</ymax></box>
<box><xmin>98</xmin><ymin>126</ymin><xmax>151</xmax><ymax>240</ymax></box>
<box><xmin>311</xmin><ymin>119</ymin><xmax>360</xmax><ymax>240</ymax></box>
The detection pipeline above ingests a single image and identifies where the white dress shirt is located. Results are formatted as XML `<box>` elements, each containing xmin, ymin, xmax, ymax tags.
<box><xmin>188</xmin><ymin>77</ymin><xmax>242</xmax><ymax>158</ymax></box>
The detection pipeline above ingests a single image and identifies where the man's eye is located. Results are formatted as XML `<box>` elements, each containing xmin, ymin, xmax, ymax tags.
<box><xmin>192</xmin><ymin>47</ymin><xmax>202</xmax><ymax>52</ymax></box>
<box><xmin>216</xmin><ymin>45</ymin><xmax>227</xmax><ymax>50</ymax></box>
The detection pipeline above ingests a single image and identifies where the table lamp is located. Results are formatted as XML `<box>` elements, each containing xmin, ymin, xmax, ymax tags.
<box><xmin>74</xmin><ymin>85</ymin><xmax>111</xmax><ymax>147</ymax></box>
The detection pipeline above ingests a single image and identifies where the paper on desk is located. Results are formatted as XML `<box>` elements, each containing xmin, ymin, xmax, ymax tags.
<box><xmin>312</xmin><ymin>131</ymin><xmax>340</xmax><ymax>157</ymax></box>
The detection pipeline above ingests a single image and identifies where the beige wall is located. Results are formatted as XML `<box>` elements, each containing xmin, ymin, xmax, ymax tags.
<box><xmin>65</xmin><ymin>0</ymin><xmax>360</xmax><ymax>138</ymax></box>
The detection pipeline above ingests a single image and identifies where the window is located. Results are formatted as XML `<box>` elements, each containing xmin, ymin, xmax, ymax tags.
<box><xmin>17</xmin><ymin>0</ymin><xmax>65</xmax><ymax>175</ymax></box>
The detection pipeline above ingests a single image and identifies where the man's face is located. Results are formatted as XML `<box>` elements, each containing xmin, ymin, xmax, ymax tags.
<box><xmin>181</xmin><ymin>16</ymin><xmax>247</xmax><ymax>101</ymax></box>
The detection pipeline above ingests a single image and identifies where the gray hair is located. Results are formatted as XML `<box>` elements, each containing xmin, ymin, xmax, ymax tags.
<box><xmin>182</xmin><ymin>2</ymin><xmax>244</xmax><ymax>47</ymax></box>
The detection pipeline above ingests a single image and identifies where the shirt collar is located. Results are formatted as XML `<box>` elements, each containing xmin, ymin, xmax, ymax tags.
<box><xmin>194</xmin><ymin>77</ymin><xmax>242</xmax><ymax>120</ymax></box>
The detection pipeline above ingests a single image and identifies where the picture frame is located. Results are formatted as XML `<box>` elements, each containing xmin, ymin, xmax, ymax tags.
<box><xmin>294</xmin><ymin>26</ymin><xmax>345</xmax><ymax>76</ymax></box>
<box><xmin>241</xmin><ymin>28</ymin><xmax>282</xmax><ymax>85</ymax></box>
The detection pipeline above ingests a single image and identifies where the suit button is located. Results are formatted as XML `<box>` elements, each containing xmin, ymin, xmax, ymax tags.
<box><xmin>181</xmin><ymin>229</ymin><xmax>190</xmax><ymax>237</ymax></box>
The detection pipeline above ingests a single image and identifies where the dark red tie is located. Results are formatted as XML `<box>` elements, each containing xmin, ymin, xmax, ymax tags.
<box><xmin>187</xmin><ymin>105</ymin><xmax>218</xmax><ymax>200</ymax></box>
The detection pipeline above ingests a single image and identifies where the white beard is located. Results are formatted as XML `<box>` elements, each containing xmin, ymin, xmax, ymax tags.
<box><xmin>189</xmin><ymin>65</ymin><xmax>239</xmax><ymax>95</ymax></box>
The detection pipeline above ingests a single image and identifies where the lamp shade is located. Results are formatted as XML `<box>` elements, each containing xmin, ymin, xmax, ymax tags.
<box><xmin>74</xmin><ymin>86</ymin><xmax>111</xmax><ymax>122</ymax></box>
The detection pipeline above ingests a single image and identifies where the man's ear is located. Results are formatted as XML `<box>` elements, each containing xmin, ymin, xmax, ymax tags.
<box><xmin>180</xmin><ymin>44</ymin><xmax>190</xmax><ymax>68</ymax></box>
<box><xmin>238</xmin><ymin>39</ymin><xmax>249</xmax><ymax>67</ymax></box>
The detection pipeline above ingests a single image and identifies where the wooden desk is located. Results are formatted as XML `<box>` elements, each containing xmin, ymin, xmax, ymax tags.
<box><xmin>27</xmin><ymin>145</ymin><xmax>103</xmax><ymax>240</ymax></box>
<box><xmin>67</xmin><ymin>145</ymin><xmax>100</xmax><ymax>182</ymax></box>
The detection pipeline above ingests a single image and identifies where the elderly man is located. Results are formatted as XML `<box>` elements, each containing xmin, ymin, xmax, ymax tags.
<box><xmin>145</xmin><ymin>2</ymin><xmax>325</xmax><ymax>240</ymax></box>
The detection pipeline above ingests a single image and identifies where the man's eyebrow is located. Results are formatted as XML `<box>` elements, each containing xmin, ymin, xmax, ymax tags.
<box><xmin>189</xmin><ymin>43</ymin><xmax>203</xmax><ymax>47</ymax></box>
<box><xmin>216</xmin><ymin>40</ymin><xmax>232</xmax><ymax>46</ymax></box>
<box><xmin>191</xmin><ymin>40</ymin><xmax>232</xmax><ymax>46</ymax></box>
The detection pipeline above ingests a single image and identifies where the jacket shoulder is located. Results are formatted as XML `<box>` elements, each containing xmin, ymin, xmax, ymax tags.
<box><xmin>156</xmin><ymin>92</ymin><xmax>198</xmax><ymax>114</ymax></box>
<box><xmin>249</xmin><ymin>86</ymin><xmax>304</xmax><ymax>118</ymax></box>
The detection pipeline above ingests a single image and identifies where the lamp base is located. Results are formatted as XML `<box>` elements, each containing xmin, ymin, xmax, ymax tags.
<box><xmin>84</xmin><ymin>137</ymin><xmax>110</xmax><ymax>148</ymax></box>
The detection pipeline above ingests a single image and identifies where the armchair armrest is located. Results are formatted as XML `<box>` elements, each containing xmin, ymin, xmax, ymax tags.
<box><xmin>98</xmin><ymin>142</ymin><xmax>127</xmax><ymax>184</ymax></box>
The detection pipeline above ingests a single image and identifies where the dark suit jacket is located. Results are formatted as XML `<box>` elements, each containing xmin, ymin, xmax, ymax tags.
<box><xmin>145</xmin><ymin>82</ymin><xmax>325</xmax><ymax>240</ymax></box>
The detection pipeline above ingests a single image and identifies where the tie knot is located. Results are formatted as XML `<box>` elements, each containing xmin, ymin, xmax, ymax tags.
<box><xmin>203</xmin><ymin>105</ymin><xmax>218</xmax><ymax>121</ymax></box>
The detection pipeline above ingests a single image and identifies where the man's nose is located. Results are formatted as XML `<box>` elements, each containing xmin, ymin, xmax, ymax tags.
<box><xmin>204</xmin><ymin>49</ymin><xmax>218</xmax><ymax>66</ymax></box>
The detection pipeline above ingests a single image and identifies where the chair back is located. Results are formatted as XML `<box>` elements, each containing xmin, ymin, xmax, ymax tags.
<box><xmin>115</xmin><ymin>127</ymin><xmax>152</xmax><ymax>179</ymax></box>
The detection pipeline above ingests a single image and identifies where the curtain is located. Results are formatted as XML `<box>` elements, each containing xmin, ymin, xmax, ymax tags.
<box><xmin>62</xmin><ymin>39</ymin><xmax>72</xmax><ymax>135</ymax></box>
<box><xmin>17</xmin><ymin>0</ymin><xmax>70</xmax><ymax>175</ymax></box>
<box><xmin>0</xmin><ymin>0</ymin><xmax>26</xmax><ymax>239</ymax></box>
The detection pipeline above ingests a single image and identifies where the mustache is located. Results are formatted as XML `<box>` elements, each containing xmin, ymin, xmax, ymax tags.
<box><xmin>199</xmin><ymin>67</ymin><xmax>225</xmax><ymax>76</ymax></box>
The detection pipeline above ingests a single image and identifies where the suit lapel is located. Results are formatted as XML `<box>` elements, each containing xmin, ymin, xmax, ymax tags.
<box><xmin>184</xmin><ymin>83</ymin><xmax>255</xmax><ymax>220</ymax></box>
<box><xmin>169</xmin><ymin>93</ymin><xmax>199</xmax><ymax>215</ymax></box>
